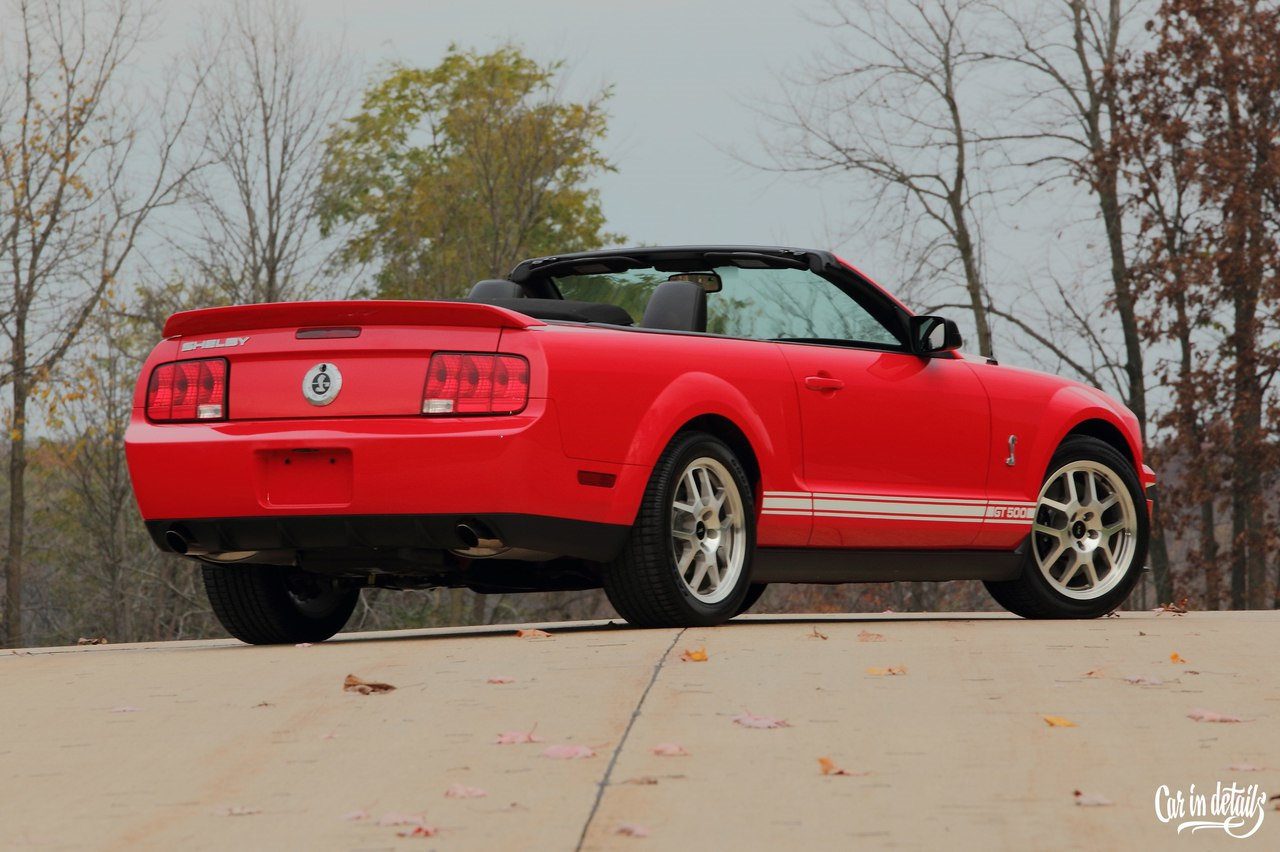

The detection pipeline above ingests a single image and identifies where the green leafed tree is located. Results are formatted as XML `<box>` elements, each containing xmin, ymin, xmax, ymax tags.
<box><xmin>317</xmin><ymin>45</ymin><xmax>618</xmax><ymax>299</ymax></box>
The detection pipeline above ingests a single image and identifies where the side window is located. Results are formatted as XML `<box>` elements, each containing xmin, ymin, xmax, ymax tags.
<box><xmin>709</xmin><ymin>267</ymin><xmax>902</xmax><ymax>347</ymax></box>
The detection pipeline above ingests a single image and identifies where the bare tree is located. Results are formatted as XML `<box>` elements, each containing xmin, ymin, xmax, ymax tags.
<box><xmin>760</xmin><ymin>0</ymin><xmax>998</xmax><ymax>356</ymax></box>
<box><xmin>178</xmin><ymin>0</ymin><xmax>352</xmax><ymax>304</ymax></box>
<box><xmin>0</xmin><ymin>0</ymin><xmax>200</xmax><ymax>647</ymax></box>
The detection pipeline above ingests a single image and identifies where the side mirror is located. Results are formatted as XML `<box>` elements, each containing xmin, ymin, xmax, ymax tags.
<box><xmin>909</xmin><ymin>315</ymin><xmax>963</xmax><ymax>355</ymax></box>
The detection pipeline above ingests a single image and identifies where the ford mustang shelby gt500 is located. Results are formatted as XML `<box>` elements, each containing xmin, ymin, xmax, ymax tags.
<box><xmin>125</xmin><ymin>245</ymin><xmax>1155</xmax><ymax>644</ymax></box>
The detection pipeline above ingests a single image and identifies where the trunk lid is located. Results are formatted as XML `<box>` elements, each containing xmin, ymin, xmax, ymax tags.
<box><xmin>160</xmin><ymin>300</ymin><xmax>540</xmax><ymax>420</ymax></box>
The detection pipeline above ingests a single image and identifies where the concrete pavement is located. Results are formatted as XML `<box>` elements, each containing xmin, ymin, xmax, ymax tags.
<box><xmin>2</xmin><ymin>611</ymin><xmax>1277</xmax><ymax>850</ymax></box>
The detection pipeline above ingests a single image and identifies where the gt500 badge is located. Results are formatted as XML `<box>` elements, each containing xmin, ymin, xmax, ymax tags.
<box><xmin>302</xmin><ymin>362</ymin><xmax>342</xmax><ymax>406</ymax></box>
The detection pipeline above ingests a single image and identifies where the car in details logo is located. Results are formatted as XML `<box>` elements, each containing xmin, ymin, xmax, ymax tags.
<box><xmin>1155</xmin><ymin>781</ymin><xmax>1268</xmax><ymax>839</ymax></box>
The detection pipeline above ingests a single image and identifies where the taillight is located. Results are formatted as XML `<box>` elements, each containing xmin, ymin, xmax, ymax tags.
<box><xmin>422</xmin><ymin>353</ymin><xmax>529</xmax><ymax>415</ymax></box>
<box><xmin>146</xmin><ymin>358</ymin><xmax>228</xmax><ymax>421</ymax></box>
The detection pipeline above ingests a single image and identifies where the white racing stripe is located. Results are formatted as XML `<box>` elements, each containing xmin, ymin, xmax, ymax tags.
<box><xmin>763</xmin><ymin>491</ymin><xmax>1036</xmax><ymax>525</ymax></box>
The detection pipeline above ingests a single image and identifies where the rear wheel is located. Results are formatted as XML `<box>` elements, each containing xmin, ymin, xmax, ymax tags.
<box><xmin>985</xmin><ymin>436</ymin><xmax>1147</xmax><ymax>618</ymax></box>
<box><xmin>604</xmin><ymin>432</ymin><xmax>755</xmax><ymax>627</ymax></box>
<box><xmin>202</xmin><ymin>565</ymin><xmax>359</xmax><ymax>644</ymax></box>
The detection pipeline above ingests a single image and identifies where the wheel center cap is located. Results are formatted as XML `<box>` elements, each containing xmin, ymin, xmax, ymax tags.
<box><xmin>1071</xmin><ymin>520</ymin><xmax>1087</xmax><ymax>539</ymax></box>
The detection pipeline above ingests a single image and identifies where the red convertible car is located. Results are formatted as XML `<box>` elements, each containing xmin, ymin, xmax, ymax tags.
<box><xmin>126</xmin><ymin>245</ymin><xmax>1154</xmax><ymax>644</ymax></box>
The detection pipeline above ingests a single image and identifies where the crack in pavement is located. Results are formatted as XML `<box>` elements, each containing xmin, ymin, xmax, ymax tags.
<box><xmin>575</xmin><ymin>627</ymin><xmax>685</xmax><ymax>850</ymax></box>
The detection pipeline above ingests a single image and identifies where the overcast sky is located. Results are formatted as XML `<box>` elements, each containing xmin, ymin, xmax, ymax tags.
<box><xmin>168</xmin><ymin>0</ymin><xmax>871</xmax><ymax>272</ymax></box>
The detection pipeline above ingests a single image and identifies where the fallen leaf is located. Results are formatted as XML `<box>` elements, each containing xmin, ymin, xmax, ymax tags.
<box><xmin>1124</xmin><ymin>675</ymin><xmax>1164</xmax><ymax>686</ymax></box>
<box><xmin>542</xmin><ymin>744</ymin><xmax>596</xmax><ymax>759</ymax></box>
<box><xmin>622</xmin><ymin>776</ymin><xmax>660</xmax><ymax>785</ymax></box>
<box><xmin>215</xmin><ymin>806</ymin><xmax>260</xmax><ymax>817</ymax></box>
<box><xmin>1187</xmin><ymin>708</ymin><xmax>1247</xmax><ymax>723</ymax></box>
<box><xmin>865</xmin><ymin>665</ymin><xmax>907</xmax><ymax>676</ymax></box>
<box><xmin>1042</xmin><ymin>715</ymin><xmax>1078</xmax><ymax>728</ymax></box>
<box><xmin>343</xmin><ymin>674</ymin><xmax>395</xmax><ymax>695</ymax></box>
<box><xmin>651</xmin><ymin>742</ymin><xmax>689</xmax><ymax>756</ymax></box>
<box><xmin>444</xmin><ymin>783</ymin><xmax>487</xmax><ymax>799</ymax></box>
<box><xmin>733</xmin><ymin>710</ymin><xmax>790</xmax><ymax>729</ymax></box>
<box><xmin>1081</xmin><ymin>668</ymin><xmax>1103</xmax><ymax>678</ymax></box>
<box><xmin>857</xmin><ymin>629</ymin><xmax>885</xmax><ymax>642</ymax></box>
<box><xmin>1073</xmin><ymin>790</ymin><xmax>1114</xmax><ymax>807</ymax></box>
<box><xmin>77</xmin><ymin>637</ymin><xmax>108</xmax><ymax>646</ymax></box>
<box><xmin>1103</xmin><ymin>610</ymin><xmax>1120</xmax><ymax>618</ymax></box>
<box><xmin>1169</xmin><ymin>652</ymin><xmax>1188</xmax><ymax>664</ymax></box>
<box><xmin>487</xmin><ymin>676</ymin><xmax>515</xmax><ymax>684</ymax></box>
<box><xmin>1155</xmin><ymin>598</ymin><xmax>1190</xmax><ymax>615</ymax></box>
<box><xmin>397</xmin><ymin>825</ymin><xmax>440</xmax><ymax>838</ymax></box>
<box><xmin>679</xmin><ymin>646</ymin><xmax>708</xmax><ymax>662</ymax></box>
<box><xmin>617</xmin><ymin>822</ymin><xmax>651</xmax><ymax>837</ymax></box>
<box><xmin>809</xmin><ymin>626</ymin><xmax>829</xmax><ymax>640</ymax></box>
<box><xmin>1138</xmin><ymin>631</ymin><xmax>1147</xmax><ymax>636</ymax></box>
<box><xmin>516</xmin><ymin>628</ymin><xmax>552</xmax><ymax>639</ymax></box>
<box><xmin>495</xmin><ymin>727</ymin><xmax>543</xmax><ymax>745</ymax></box>
<box><xmin>818</xmin><ymin>756</ymin><xmax>868</xmax><ymax>776</ymax></box>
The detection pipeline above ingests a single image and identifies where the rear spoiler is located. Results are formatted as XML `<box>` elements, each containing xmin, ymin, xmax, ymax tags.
<box><xmin>162</xmin><ymin>300</ymin><xmax>545</xmax><ymax>338</ymax></box>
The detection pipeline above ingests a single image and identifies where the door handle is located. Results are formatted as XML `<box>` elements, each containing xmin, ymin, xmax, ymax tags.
<box><xmin>804</xmin><ymin>375</ymin><xmax>844</xmax><ymax>391</ymax></box>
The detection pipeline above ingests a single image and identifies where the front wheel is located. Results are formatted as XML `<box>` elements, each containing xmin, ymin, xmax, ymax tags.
<box><xmin>202</xmin><ymin>565</ymin><xmax>360</xmax><ymax>644</ymax></box>
<box><xmin>985</xmin><ymin>435</ymin><xmax>1148</xmax><ymax>618</ymax></box>
<box><xmin>603</xmin><ymin>431</ymin><xmax>755</xmax><ymax>627</ymax></box>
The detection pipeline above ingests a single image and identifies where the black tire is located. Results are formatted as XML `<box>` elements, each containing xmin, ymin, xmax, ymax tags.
<box><xmin>202</xmin><ymin>564</ymin><xmax>359</xmax><ymax>644</ymax></box>
<box><xmin>603</xmin><ymin>431</ymin><xmax>756</xmax><ymax>627</ymax></box>
<box><xmin>984</xmin><ymin>435</ymin><xmax>1148</xmax><ymax>618</ymax></box>
<box><xmin>736</xmin><ymin>583</ymin><xmax>768</xmax><ymax>616</ymax></box>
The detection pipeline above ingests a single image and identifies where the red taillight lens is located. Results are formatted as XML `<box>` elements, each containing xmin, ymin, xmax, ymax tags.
<box><xmin>146</xmin><ymin>358</ymin><xmax>228</xmax><ymax>421</ymax></box>
<box><xmin>423</xmin><ymin>353</ymin><xmax>529</xmax><ymax>415</ymax></box>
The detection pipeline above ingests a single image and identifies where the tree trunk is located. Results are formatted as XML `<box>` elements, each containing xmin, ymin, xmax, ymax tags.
<box><xmin>4</xmin><ymin>372</ymin><xmax>29</xmax><ymax>648</ymax></box>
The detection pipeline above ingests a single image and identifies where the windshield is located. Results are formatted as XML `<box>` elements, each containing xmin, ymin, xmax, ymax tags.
<box><xmin>553</xmin><ymin>264</ymin><xmax>903</xmax><ymax>348</ymax></box>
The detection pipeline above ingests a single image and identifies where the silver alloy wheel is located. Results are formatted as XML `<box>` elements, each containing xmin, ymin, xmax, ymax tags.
<box><xmin>1032</xmin><ymin>460</ymin><xmax>1138</xmax><ymax>600</ymax></box>
<box><xmin>669</xmin><ymin>457</ymin><xmax>747</xmax><ymax>605</ymax></box>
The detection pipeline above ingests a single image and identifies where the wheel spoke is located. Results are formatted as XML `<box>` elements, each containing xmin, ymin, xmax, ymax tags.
<box><xmin>1057</xmin><ymin>557</ymin><xmax>1083</xmax><ymax>587</ymax></box>
<box><xmin>1037</xmin><ymin>536</ymin><xmax>1070</xmax><ymax>570</ymax></box>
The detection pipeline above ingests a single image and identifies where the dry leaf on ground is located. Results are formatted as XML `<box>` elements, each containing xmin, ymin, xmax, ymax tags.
<box><xmin>1081</xmin><ymin>668</ymin><xmax>1103</xmax><ymax>678</ymax></box>
<box><xmin>733</xmin><ymin>710</ymin><xmax>790</xmax><ymax>729</ymax></box>
<box><xmin>516</xmin><ymin>628</ymin><xmax>552</xmax><ymax>639</ymax></box>
<box><xmin>77</xmin><ymin>637</ymin><xmax>108</xmax><ymax>646</ymax></box>
<box><xmin>397</xmin><ymin>825</ymin><xmax>440</xmax><ymax>838</ymax></box>
<box><xmin>1124</xmin><ymin>675</ymin><xmax>1163</xmax><ymax>686</ymax></box>
<box><xmin>809</xmin><ymin>626</ymin><xmax>829</xmax><ymax>640</ymax></box>
<box><xmin>487</xmin><ymin>676</ymin><xmax>515</xmax><ymax>684</ymax></box>
<box><xmin>542</xmin><ymin>744</ymin><xmax>596</xmax><ymax>759</ymax></box>
<box><xmin>344</xmin><ymin>674</ymin><xmax>396</xmax><ymax>695</ymax></box>
<box><xmin>1042</xmin><ymin>715</ymin><xmax>1078</xmax><ymax>727</ymax></box>
<box><xmin>865</xmin><ymin>665</ymin><xmax>907</xmax><ymax>676</ymax></box>
<box><xmin>651</xmin><ymin>742</ymin><xmax>689</xmax><ymax>756</ymax></box>
<box><xmin>495</xmin><ymin>727</ymin><xmax>543</xmax><ymax>745</ymax></box>
<box><xmin>818</xmin><ymin>756</ymin><xmax>868</xmax><ymax>776</ymax></box>
<box><xmin>1155</xmin><ymin>598</ymin><xmax>1189</xmax><ymax>615</ymax></box>
<box><xmin>617</xmin><ymin>823</ymin><xmax>651</xmax><ymax>837</ymax></box>
<box><xmin>1187</xmin><ymin>708</ymin><xmax>1247</xmax><ymax>723</ymax></box>
<box><xmin>857</xmin><ymin>630</ymin><xmax>885</xmax><ymax>642</ymax></box>
<box><xmin>214</xmin><ymin>805</ymin><xmax>261</xmax><ymax>816</ymax></box>
<box><xmin>1169</xmin><ymin>652</ymin><xmax>1188</xmax><ymax>664</ymax></box>
<box><xmin>679</xmin><ymin>647</ymin><xmax>708</xmax><ymax>662</ymax></box>
<box><xmin>444</xmin><ymin>783</ymin><xmax>487</xmax><ymax>799</ymax></box>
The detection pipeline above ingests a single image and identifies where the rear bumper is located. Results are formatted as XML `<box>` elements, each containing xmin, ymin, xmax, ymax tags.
<box><xmin>125</xmin><ymin>399</ymin><xmax>649</xmax><ymax>546</ymax></box>
<box><xmin>146</xmin><ymin>512</ymin><xmax>631</xmax><ymax>566</ymax></box>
